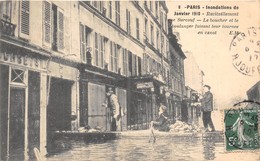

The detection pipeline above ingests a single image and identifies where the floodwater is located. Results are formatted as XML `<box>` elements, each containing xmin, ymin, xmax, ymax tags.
<box><xmin>45</xmin><ymin>131</ymin><xmax>260</xmax><ymax>161</ymax></box>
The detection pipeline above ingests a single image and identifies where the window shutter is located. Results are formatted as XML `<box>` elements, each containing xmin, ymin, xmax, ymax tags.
<box><xmin>57</xmin><ymin>8</ymin><xmax>64</xmax><ymax>50</ymax></box>
<box><xmin>80</xmin><ymin>24</ymin><xmax>86</xmax><ymax>63</ymax></box>
<box><xmin>20</xmin><ymin>0</ymin><xmax>30</xmax><ymax>37</ymax></box>
<box><xmin>43</xmin><ymin>1</ymin><xmax>51</xmax><ymax>47</ymax></box>
<box><xmin>126</xmin><ymin>9</ymin><xmax>128</xmax><ymax>33</ymax></box>
<box><xmin>110</xmin><ymin>41</ymin><xmax>113</xmax><ymax>71</ymax></box>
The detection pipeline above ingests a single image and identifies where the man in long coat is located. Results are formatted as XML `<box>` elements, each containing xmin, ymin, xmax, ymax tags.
<box><xmin>201</xmin><ymin>85</ymin><xmax>215</xmax><ymax>132</ymax></box>
<box><xmin>107</xmin><ymin>87</ymin><xmax>121</xmax><ymax>131</ymax></box>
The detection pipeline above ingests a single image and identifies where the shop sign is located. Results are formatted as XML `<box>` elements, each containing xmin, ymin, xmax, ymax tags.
<box><xmin>136</xmin><ymin>82</ymin><xmax>154</xmax><ymax>89</ymax></box>
<box><xmin>0</xmin><ymin>51</ymin><xmax>47</xmax><ymax>70</ymax></box>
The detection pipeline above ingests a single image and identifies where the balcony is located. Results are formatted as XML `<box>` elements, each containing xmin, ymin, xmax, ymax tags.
<box><xmin>0</xmin><ymin>19</ymin><xmax>16</xmax><ymax>37</ymax></box>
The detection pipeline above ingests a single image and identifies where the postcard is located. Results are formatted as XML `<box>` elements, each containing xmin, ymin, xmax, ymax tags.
<box><xmin>0</xmin><ymin>0</ymin><xmax>259</xmax><ymax>161</ymax></box>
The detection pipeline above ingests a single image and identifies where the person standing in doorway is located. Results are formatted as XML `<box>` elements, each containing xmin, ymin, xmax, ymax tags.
<box><xmin>106</xmin><ymin>87</ymin><xmax>121</xmax><ymax>131</ymax></box>
<box><xmin>201</xmin><ymin>85</ymin><xmax>215</xmax><ymax>132</ymax></box>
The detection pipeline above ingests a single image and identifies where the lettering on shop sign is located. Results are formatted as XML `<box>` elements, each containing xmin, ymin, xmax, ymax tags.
<box><xmin>0</xmin><ymin>51</ymin><xmax>47</xmax><ymax>70</ymax></box>
<box><xmin>136</xmin><ymin>82</ymin><xmax>154</xmax><ymax>89</ymax></box>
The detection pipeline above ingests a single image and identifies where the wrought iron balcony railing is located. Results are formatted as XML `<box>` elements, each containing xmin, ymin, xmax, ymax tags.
<box><xmin>0</xmin><ymin>19</ymin><xmax>16</xmax><ymax>37</ymax></box>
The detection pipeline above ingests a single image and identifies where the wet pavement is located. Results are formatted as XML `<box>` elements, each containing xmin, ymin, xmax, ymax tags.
<box><xmin>45</xmin><ymin>131</ymin><xmax>259</xmax><ymax>161</ymax></box>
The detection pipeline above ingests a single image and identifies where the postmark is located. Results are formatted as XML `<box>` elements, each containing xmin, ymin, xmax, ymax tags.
<box><xmin>229</xmin><ymin>27</ymin><xmax>260</xmax><ymax>76</ymax></box>
<box><xmin>224</xmin><ymin>101</ymin><xmax>260</xmax><ymax>151</ymax></box>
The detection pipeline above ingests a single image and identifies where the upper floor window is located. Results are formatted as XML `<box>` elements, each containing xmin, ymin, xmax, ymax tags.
<box><xmin>126</xmin><ymin>9</ymin><xmax>131</xmax><ymax>34</ymax></box>
<box><xmin>136</xmin><ymin>18</ymin><xmax>140</xmax><ymax>40</ymax></box>
<box><xmin>144</xmin><ymin>17</ymin><xmax>148</xmax><ymax>40</ymax></box>
<box><xmin>110</xmin><ymin>42</ymin><xmax>119</xmax><ymax>73</ymax></box>
<box><xmin>161</xmin><ymin>35</ymin><xmax>164</xmax><ymax>54</ymax></box>
<box><xmin>43</xmin><ymin>1</ymin><xmax>64</xmax><ymax>51</ymax></box>
<box><xmin>115</xmin><ymin>1</ymin><xmax>120</xmax><ymax>26</ymax></box>
<box><xmin>150</xmin><ymin>22</ymin><xmax>154</xmax><ymax>45</ymax></box>
<box><xmin>92</xmin><ymin>1</ymin><xmax>104</xmax><ymax>13</ymax></box>
<box><xmin>150</xmin><ymin>1</ymin><xmax>153</xmax><ymax>13</ymax></box>
<box><xmin>1</xmin><ymin>0</ymin><xmax>12</xmax><ymax>21</ymax></box>
<box><xmin>80</xmin><ymin>24</ymin><xmax>92</xmax><ymax>64</ymax></box>
<box><xmin>160</xmin><ymin>10</ymin><xmax>163</xmax><ymax>27</ymax></box>
<box><xmin>122</xmin><ymin>49</ymin><xmax>128</xmax><ymax>76</ymax></box>
<box><xmin>108</xmin><ymin>1</ymin><xmax>112</xmax><ymax>19</ymax></box>
<box><xmin>93</xmin><ymin>33</ymin><xmax>105</xmax><ymax>68</ymax></box>
<box><xmin>155</xmin><ymin>1</ymin><xmax>158</xmax><ymax>18</ymax></box>
<box><xmin>20</xmin><ymin>0</ymin><xmax>30</xmax><ymax>38</ymax></box>
<box><xmin>156</xmin><ymin>29</ymin><xmax>159</xmax><ymax>50</ymax></box>
<box><xmin>166</xmin><ymin>40</ymin><xmax>169</xmax><ymax>59</ymax></box>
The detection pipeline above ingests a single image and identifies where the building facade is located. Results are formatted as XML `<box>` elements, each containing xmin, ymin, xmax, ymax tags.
<box><xmin>0</xmin><ymin>0</ymin><xmax>172</xmax><ymax>159</ymax></box>
<box><xmin>0</xmin><ymin>1</ymin><xmax>81</xmax><ymax>159</ymax></box>
<box><xmin>167</xmin><ymin>20</ymin><xmax>186</xmax><ymax>122</ymax></box>
<box><xmin>78</xmin><ymin>1</ymin><xmax>170</xmax><ymax>131</ymax></box>
<box><xmin>184</xmin><ymin>51</ymin><xmax>205</xmax><ymax>125</ymax></box>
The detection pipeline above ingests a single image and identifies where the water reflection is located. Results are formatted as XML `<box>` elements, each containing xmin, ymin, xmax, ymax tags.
<box><xmin>45</xmin><ymin>132</ymin><xmax>258</xmax><ymax>161</ymax></box>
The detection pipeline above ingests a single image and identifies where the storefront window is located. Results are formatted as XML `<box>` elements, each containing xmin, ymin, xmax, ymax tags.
<box><xmin>11</xmin><ymin>68</ymin><xmax>26</xmax><ymax>85</ymax></box>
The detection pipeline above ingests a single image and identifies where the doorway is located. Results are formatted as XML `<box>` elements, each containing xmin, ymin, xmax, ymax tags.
<box><xmin>9</xmin><ymin>87</ymin><xmax>26</xmax><ymax>159</ymax></box>
<box><xmin>47</xmin><ymin>78</ymin><xmax>72</xmax><ymax>151</ymax></box>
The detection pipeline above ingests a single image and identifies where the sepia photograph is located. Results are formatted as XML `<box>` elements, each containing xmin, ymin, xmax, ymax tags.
<box><xmin>0</xmin><ymin>0</ymin><xmax>259</xmax><ymax>160</ymax></box>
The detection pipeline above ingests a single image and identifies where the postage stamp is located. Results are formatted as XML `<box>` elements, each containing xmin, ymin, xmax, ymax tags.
<box><xmin>224</xmin><ymin>107</ymin><xmax>259</xmax><ymax>151</ymax></box>
<box><xmin>229</xmin><ymin>26</ymin><xmax>260</xmax><ymax>76</ymax></box>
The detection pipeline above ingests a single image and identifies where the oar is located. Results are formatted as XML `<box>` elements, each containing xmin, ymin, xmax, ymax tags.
<box><xmin>149</xmin><ymin>122</ymin><xmax>156</xmax><ymax>143</ymax></box>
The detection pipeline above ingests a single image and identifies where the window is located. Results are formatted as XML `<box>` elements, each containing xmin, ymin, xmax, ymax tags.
<box><xmin>138</xmin><ymin>56</ymin><xmax>142</xmax><ymax>76</ymax></box>
<box><xmin>100</xmin><ymin>36</ymin><xmax>105</xmax><ymax>68</ymax></box>
<box><xmin>109</xmin><ymin>42</ymin><xmax>118</xmax><ymax>72</ymax></box>
<box><xmin>166</xmin><ymin>40</ymin><xmax>169</xmax><ymax>59</ymax></box>
<box><xmin>94</xmin><ymin>33</ymin><xmax>99</xmax><ymax>66</ymax></box>
<box><xmin>144</xmin><ymin>17</ymin><xmax>148</xmax><ymax>40</ymax></box>
<box><xmin>115</xmin><ymin>1</ymin><xmax>120</xmax><ymax>26</ymax></box>
<box><xmin>108</xmin><ymin>1</ymin><xmax>112</xmax><ymax>19</ymax></box>
<box><xmin>150</xmin><ymin>1</ymin><xmax>153</xmax><ymax>13</ymax></box>
<box><xmin>126</xmin><ymin>9</ymin><xmax>131</xmax><ymax>34</ymax></box>
<box><xmin>11</xmin><ymin>68</ymin><xmax>26</xmax><ymax>85</ymax></box>
<box><xmin>155</xmin><ymin>1</ymin><xmax>158</xmax><ymax>18</ymax></box>
<box><xmin>1</xmin><ymin>1</ymin><xmax>12</xmax><ymax>21</ymax></box>
<box><xmin>122</xmin><ymin>49</ymin><xmax>128</xmax><ymax>76</ymax></box>
<box><xmin>132</xmin><ymin>54</ymin><xmax>136</xmax><ymax>76</ymax></box>
<box><xmin>160</xmin><ymin>10</ymin><xmax>163</xmax><ymax>26</ymax></box>
<box><xmin>150</xmin><ymin>22</ymin><xmax>154</xmax><ymax>45</ymax></box>
<box><xmin>93</xmin><ymin>1</ymin><xmax>98</xmax><ymax>8</ymax></box>
<box><xmin>20</xmin><ymin>0</ymin><xmax>30</xmax><ymax>37</ymax></box>
<box><xmin>93</xmin><ymin>33</ymin><xmax>105</xmax><ymax>68</ymax></box>
<box><xmin>156</xmin><ymin>29</ymin><xmax>159</xmax><ymax>50</ymax></box>
<box><xmin>80</xmin><ymin>24</ymin><xmax>92</xmax><ymax>64</ymax></box>
<box><xmin>136</xmin><ymin>18</ymin><xmax>139</xmax><ymax>40</ymax></box>
<box><xmin>43</xmin><ymin>2</ymin><xmax>64</xmax><ymax>51</ymax></box>
<box><xmin>128</xmin><ymin>51</ymin><xmax>132</xmax><ymax>76</ymax></box>
<box><xmin>161</xmin><ymin>35</ymin><xmax>164</xmax><ymax>54</ymax></box>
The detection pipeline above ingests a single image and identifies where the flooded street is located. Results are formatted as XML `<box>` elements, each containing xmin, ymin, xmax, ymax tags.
<box><xmin>45</xmin><ymin>131</ymin><xmax>259</xmax><ymax>161</ymax></box>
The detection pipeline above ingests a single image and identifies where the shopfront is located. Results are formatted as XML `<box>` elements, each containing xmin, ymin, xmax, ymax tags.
<box><xmin>126</xmin><ymin>75</ymin><xmax>165</xmax><ymax>130</ymax></box>
<box><xmin>79</xmin><ymin>65</ymin><xmax>127</xmax><ymax>131</ymax></box>
<box><xmin>46</xmin><ymin>59</ymin><xmax>79</xmax><ymax>152</ymax></box>
<box><xmin>0</xmin><ymin>42</ymin><xmax>49</xmax><ymax>160</ymax></box>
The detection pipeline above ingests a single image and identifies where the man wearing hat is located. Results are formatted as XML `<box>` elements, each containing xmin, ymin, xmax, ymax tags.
<box><xmin>201</xmin><ymin>85</ymin><xmax>215</xmax><ymax>132</ymax></box>
<box><xmin>106</xmin><ymin>87</ymin><xmax>121</xmax><ymax>131</ymax></box>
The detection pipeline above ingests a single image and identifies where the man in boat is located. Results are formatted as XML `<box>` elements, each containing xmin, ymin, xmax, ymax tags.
<box><xmin>150</xmin><ymin>103</ymin><xmax>170</xmax><ymax>132</ymax></box>
<box><xmin>201</xmin><ymin>85</ymin><xmax>215</xmax><ymax>132</ymax></box>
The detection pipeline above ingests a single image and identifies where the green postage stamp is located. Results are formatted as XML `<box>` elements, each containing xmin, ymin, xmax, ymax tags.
<box><xmin>225</xmin><ymin>108</ymin><xmax>259</xmax><ymax>151</ymax></box>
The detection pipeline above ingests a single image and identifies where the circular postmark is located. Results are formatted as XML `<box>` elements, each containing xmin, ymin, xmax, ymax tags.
<box><xmin>229</xmin><ymin>27</ymin><xmax>260</xmax><ymax>76</ymax></box>
<box><xmin>224</xmin><ymin>100</ymin><xmax>260</xmax><ymax>151</ymax></box>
